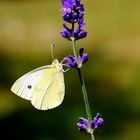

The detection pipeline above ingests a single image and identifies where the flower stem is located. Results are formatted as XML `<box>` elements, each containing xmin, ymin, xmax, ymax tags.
<box><xmin>71</xmin><ymin>37</ymin><xmax>78</xmax><ymax>62</ymax></box>
<box><xmin>77</xmin><ymin>68</ymin><xmax>92</xmax><ymax>122</ymax></box>
<box><xmin>71</xmin><ymin>39</ymin><xmax>95</xmax><ymax>140</ymax></box>
<box><xmin>91</xmin><ymin>133</ymin><xmax>95</xmax><ymax>140</ymax></box>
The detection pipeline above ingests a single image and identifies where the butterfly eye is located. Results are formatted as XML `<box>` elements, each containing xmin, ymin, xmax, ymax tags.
<box><xmin>27</xmin><ymin>85</ymin><xmax>32</xmax><ymax>89</ymax></box>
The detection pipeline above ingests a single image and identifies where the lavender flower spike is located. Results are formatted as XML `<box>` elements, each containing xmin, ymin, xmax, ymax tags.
<box><xmin>60</xmin><ymin>0</ymin><xmax>87</xmax><ymax>41</ymax></box>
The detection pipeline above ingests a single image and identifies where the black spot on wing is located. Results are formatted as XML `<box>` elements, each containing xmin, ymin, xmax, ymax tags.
<box><xmin>27</xmin><ymin>85</ymin><xmax>32</xmax><ymax>89</ymax></box>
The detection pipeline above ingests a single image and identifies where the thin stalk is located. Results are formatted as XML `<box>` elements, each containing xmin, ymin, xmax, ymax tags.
<box><xmin>77</xmin><ymin>68</ymin><xmax>92</xmax><ymax>122</ymax></box>
<box><xmin>91</xmin><ymin>133</ymin><xmax>95</xmax><ymax>140</ymax></box>
<box><xmin>71</xmin><ymin>39</ymin><xmax>95</xmax><ymax>140</ymax></box>
<box><xmin>71</xmin><ymin>37</ymin><xmax>78</xmax><ymax>62</ymax></box>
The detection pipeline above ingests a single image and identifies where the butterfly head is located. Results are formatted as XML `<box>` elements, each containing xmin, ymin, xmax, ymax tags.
<box><xmin>52</xmin><ymin>59</ymin><xmax>63</xmax><ymax>71</ymax></box>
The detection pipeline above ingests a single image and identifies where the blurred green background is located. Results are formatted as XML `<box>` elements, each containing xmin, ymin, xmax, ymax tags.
<box><xmin>0</xmin><ymin>0</ymin><xmax>140</xmax><ymax>140</ymax></box>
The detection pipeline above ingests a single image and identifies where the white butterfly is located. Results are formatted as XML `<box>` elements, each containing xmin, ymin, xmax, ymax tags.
<box><xmin>11</xmin><ymin>59</ymin><xmax>65</xmax><ymax>110</ymax></box>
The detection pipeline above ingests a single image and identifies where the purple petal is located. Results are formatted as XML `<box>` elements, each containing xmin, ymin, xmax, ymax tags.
<box><xmin>79</xmin><ymin>48</ymin><xmax>84</xmax><ymax>56</ymax></box>
<box><xmin>80</xmin><ymin>4</ymin><xmax>84</xmax><ymax>11</ymax></box>
<box><xmin>77</xmin><ymin>31</ymin><xmax>87</xmax><ymax>40</ymax></box>
<box><xmin>78</xmin><ymin>53</ymin><xmax>88</xmax><ymax>64</ymax></box>
<box><xmin>77</xmin><ymin>123</ymin><xmax>88</xmax><ymax>132</ymax></box>
<box><xmin>96</xmin><ymin>118</ymin><xmax>104</xmax><ymax>127</ymax></box>
<box><xmin>91</xmin><ymin>113</ymin><xmax>104</xmax><ymax>130</ymax></box>
<box><xmin>77</xmin><ymin>116</ymin><xmax>89</xmax><ymax>132</ymax></box>
<box><xmin>78</xmin><ymin>117</ymin><xmax>89</xmax><ymax>126</ymax></box>
<box><xmin>63</xmin><ymin>55</ymin><xmax>78</xmax><ymax>68</ymax></box>
<box><xmin>79</xmin><ymin>12</ymin><xmax>84</xmax><ymax>19</ymax></box>
<box><xmin>63</xmin><ymin>23</ymin><xmax>70</xmax><ymax>31</ymax></box>
<box><xmin>62</xmin><ymin>7</ymin><xmax>71</xmax><ymax>15</ymax></box>
<box><xmin>75</xmin><ymin>0</ymin><xmax>81</xmax><ymax>6</ymax></box>
<box><xmin>60</xmin><ymin>30</ymin><xmax>71</xmax><ymax>40</ymax></box>
<box><xmin>78</xmin><ymin>19</ymin><xmax>85</xmax><ymax>27</ymax></box>
<box><xmin>61</xmin><ymin>0</ymin><xmax>73</xmax><ymax>8</ymax></box>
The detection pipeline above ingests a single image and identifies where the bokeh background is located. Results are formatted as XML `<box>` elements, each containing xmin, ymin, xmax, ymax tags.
<box><xmin>0</xmin><ymin>0</ymin><xmax>140</xmax><ymax>140</ymax></box>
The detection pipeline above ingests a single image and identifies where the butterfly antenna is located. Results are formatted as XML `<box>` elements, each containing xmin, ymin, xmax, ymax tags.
<box><xmin>51</xmin><ymin>44</ymin><xmax>55</xmax><ymax>60</ymax></box>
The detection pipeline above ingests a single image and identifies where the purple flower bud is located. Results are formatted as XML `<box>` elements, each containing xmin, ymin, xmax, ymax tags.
<box><xmin>77</xmin><ymin>117</ymin><xmax>89</xmax><ymax>132</ymax></box>
<box><xmin>61</xmin><ymin>0</ymin><xmax>73</xmax><ymax>9</ymax></box>
<box><xmin>61</xmin><ymin>8</ymin><xmax>71</xmax><ymax>14</ymax></box>
<box><xmin>79</xmin><ymin>117</ymin><xmax>89</xmax><ymax>126</ymax></box>
<box><xmin>73</xmin><ymin>20</ymin><xmax>87</xmax><ymax>40</ymax></box>
<box><xmin>63</xmin><ymin>23</ymin><xmax>71</xmax><ymax>32</ymax></box>
<box><xmin>78</xmin><ymin>48</ymin><xmax>88</xmax><ymax>64</ymax></box>
<box><xmin>78</xmin><ymin>19</ymin><xmax>85</xmax><ymax>27</ymax></box>
<box><xmin>79</xmin><ymin>12</ymin><xmax>84</xmax><ymax>19</ymax></box>
<box><xmin>91</xmin><ymin>113</ymin><xmax>104</xmax><ymax>130</ymax></box>
<box><xmin>76</xmin><ymin>30</ymin><xmax>88</xmax><ymax>40</ymax></box>
<box><xmin>72</xmin><ymin>13</ymin><xmax>78</xmax><ymax>20</ymax></box>
<box><xmin>60</xmin><ymin>30</ymin><xmax>71</xmax><ymax>40</ymax></box>
<box><xmin>75</xmin><ymin>0</ymin><xmax>80</xmax><ymax>6</ymax></box>
<box><xmin>63</xmin><ymin>55</ymin><xmax>78</xmax><ymax>68</ymax></box>
<box><xmin>63</xmin><ymin>14</ymin><xmax>71</xmax><ymax>21</ymax></box>
<box><xmin>79</xmin><ymin>4</ymin><xmax>84</xmax><ymax>11</ymax></box>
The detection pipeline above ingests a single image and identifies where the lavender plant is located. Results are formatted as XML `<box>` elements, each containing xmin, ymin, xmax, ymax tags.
<box><xmin>10</xmin><ymin>0</ymin><xmax>104</xmax><ymax>139</ymax></box>
<box><xmin>60</xmin><ymin>0</ymin><xmax>104</xmax><ymax>140</ymax></box>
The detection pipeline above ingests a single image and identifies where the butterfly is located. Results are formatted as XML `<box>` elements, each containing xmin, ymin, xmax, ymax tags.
<box><xmin>11</xmin><ymin>59</ymin><xmax>65</xmax><ymax>110</ymax></box>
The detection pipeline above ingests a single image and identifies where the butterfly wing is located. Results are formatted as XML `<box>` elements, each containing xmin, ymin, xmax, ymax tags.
<box><xmin>11</xmin><ymin>63</ymin><xmax>65</xmax><ymax>110</ymax></box>
<box><xmin>31</xmin><ymin>68</ymin><xmax>65</xmax><ymax>110</ymax></box>
<box><xmin>11</xmin><ymin>65</ymin><xmax>53</xmax><ymax>100</ymax></box>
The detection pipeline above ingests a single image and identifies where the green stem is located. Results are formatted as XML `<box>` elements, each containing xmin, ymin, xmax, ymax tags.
<box><xmin>71</xmin><ymin>39</ymin><xmax>95</xmax><ymax>140</ymax></box>
<box><xmin>91</xmin><ymin>133</ymin><xmax>95</xmax><ymax>140</ymax></box>
<box><xmin>77</xmin><ymin>68</ymin><xmax>92</xmax><ymax>122</ymax></box>
<box><xmin>71</xmin><ymin>37</ymin><xmax>78</xmax><ymax>62</ymax></box>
